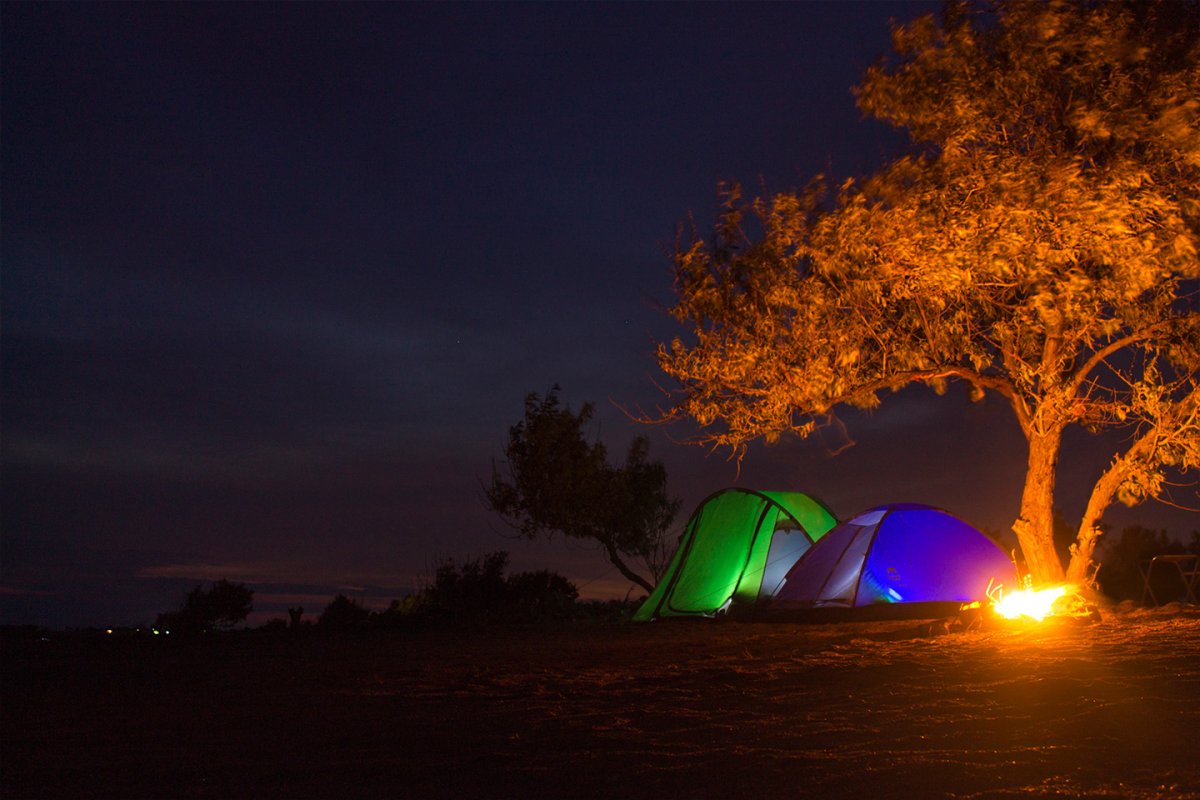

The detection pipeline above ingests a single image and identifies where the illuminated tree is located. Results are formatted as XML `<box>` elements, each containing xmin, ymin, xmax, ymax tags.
<box><xmin>659</xmin><ymin>1</ymin><xmax>1199</xmax><ymax>585</ymax></box>
<box><xmin>488</xmin><ymin>388</ymin><xmax>680</xmax><ymax>592</ymax></box>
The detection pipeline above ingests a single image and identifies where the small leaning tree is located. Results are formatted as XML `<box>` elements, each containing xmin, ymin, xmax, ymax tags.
<box><xmin>658</xmin><ymin>1</ymin><xmax>1199</xmax><ymax>586</ymax></box>
<box><xmin>487</xmin><ymin>388</ymin><xmax>680</xmax><ymax>593</ymax></box>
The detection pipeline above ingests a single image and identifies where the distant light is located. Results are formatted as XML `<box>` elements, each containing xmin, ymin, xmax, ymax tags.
<box><xmin>152</xmin><ymin>628</ymin><xmax>160</xmax><ymax>635</ymax></box>
<box><xmin>105</xmin><ymin>629</ymin><xmax>113</xmax><ymax>635</ymax></box>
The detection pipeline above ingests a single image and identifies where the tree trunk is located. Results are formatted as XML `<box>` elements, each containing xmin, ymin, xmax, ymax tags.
<box><xmin>1012</xmin><ymin>431</ymin><xmax>1067</xmax><ymax>585</ymax></box>
<box><xmin>1067</xmin><ymin>429</ymin><xmax>1159</xmax><ymax>585</ymax></box>
<box><xmin>1066</xmin><ymin>523</ymin><xmax>1103</xmax><ymax>587</ymax></box>
<box><xmin>1067</xmin><ymin>463</ymin><xmax>1124</xmax><ymax>585</ymax></box>
<box><xmin>602</xmin><ymin>540</ymin><xmax>654</xmax><ymax>593</ymax></box>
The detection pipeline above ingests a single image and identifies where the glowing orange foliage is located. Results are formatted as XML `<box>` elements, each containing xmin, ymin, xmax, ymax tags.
<box><xmin>659</xmin><ymin>1</ymin><xmax>1200</xmax><ymax>585</ymax></box>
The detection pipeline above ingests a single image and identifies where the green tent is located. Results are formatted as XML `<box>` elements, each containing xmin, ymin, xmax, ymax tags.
<box><xmin>634</xmin><ymin>488</ymin><xmax>837</xmax><ymax>620</ymax></box>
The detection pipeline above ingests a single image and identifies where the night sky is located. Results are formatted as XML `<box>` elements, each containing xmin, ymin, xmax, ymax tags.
<box><xmin>3</xmin><ymin>2</ymin><xmax>1194</xmax><ymax>629</ymax></box>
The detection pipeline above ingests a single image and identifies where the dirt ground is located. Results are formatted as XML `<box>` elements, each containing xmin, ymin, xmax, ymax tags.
<box><xmin>4</xmin><ymin>604</ymin><xmax>1199</xmax><ymax>799</ymax></box>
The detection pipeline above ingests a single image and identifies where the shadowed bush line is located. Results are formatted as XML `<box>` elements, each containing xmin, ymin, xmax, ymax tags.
<box><xmin>92</xmin><ymin>523</ymin><xmax>1200</xmax><ymax>642</ymax></box>
<box><xmin>256</xmin><ymin>551</ymin><xmax>642</xmax><ymax>636</ymax></box>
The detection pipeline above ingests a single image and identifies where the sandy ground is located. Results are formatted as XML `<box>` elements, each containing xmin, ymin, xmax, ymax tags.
<box><xmin>4</xmin><ymin>604</ymin><xmax>1199</xmax><ymax>799</ymax></box>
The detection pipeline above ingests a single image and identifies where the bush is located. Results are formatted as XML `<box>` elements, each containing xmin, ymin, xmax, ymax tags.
<box><xmin>368</xmin><ymin>595</ymin><xmax>424</xmax><ymax>628</ymax></box>
<box><xmin>409</xmin><ymin>551</ymin><xmax>580</xmax><ymax>624</ymax></box>
<box><xmin>156</xmin><ymin>580</ymin><xmax>253</xmax><ymax>633</ymax></box>
<box><xmin>318</xmin><ymin>594</ymin><xmax>371</xmax><ymax>631</ymax></box>
<box><xmin>425</xmin><ymin>551</ymin><xmax>511</xmax><ymax>619</ymax></box>
<box><xmin>506</xmin><ymin>569</ymin><xmax>579</xmax><ymax>619</ymax></box>
<box><xmin>303</xmin><ymin>552</ymin><xmax>596</xmax><ymax>631</ymax></box>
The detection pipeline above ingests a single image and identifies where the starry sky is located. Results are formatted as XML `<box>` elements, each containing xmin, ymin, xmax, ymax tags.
<box><xmin>3</xmin><ymin>2</ymin><xmax>1195</xmax><ymax>628</ymax></box>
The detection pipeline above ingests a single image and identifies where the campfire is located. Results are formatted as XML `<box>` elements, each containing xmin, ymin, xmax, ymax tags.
<box><xmin>991</xmin><ymin>584</ymin><xmax>1070</xmax><ymax>621</ymax></box>
<box><xmin>985</xmin><ymin>578</ymin><xmax>1099</xmax><ymax>623</ymax></box>
<box><xmin>959</xmin><ymin>579</ymin><xmax>1100</xmax><ymax>626</ymax></box>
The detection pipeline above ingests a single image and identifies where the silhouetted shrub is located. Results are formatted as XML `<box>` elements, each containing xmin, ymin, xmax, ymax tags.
<box><xmin>507</xmin><ymin>569</ymin><xmax>579</xmax><ymax>619</ymax></box>
<box><xmin>318</xmin><ymin>594</ymin><xmax>371</xmax><ymax>631</ymax></box>
<box><xmin>156</xmin><ymin>580</ymin><xmax>253</xmax><ymax>633</ymax></box>
<box><xmin>368</xmin><ymin>595</ymin><xmax>424</xmax><ymax>628</ymax></box>
<box><xmin>287</xmin><ymin>607</ymin><xmax>305</xmax><ymax>630</ymax></box>
<box><xmin>406</xmin><ymin>551</ymin><xmax>580</xmax><ymax>624</ymax></box>
<box><xmin>425</xmin><ymin>551</ymin><xmax>511</xmax><ymax>619</ymax></box>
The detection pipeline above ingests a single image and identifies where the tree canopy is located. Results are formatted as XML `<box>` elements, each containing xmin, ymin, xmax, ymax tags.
<box><xmin>487</xmin><ymin>388</ymin><xmax>680</xmax><ymax>593</ymax></box>
<box><xmin>156</xmin><ymin>579</ymin><xmax>254</xmax><ymax>633</ymax></box>
<box><xmin>317</xmin><ymin>594</ymin><xmax>371</xmax><ymax>631</ymax></box>
<box><xmin>659</xmin><ymin>0</ymin><xmax>1199</xmax><ymax>585</ymax></box>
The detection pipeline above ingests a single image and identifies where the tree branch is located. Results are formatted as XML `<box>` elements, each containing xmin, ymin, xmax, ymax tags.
<box><xmin>1068</xmin><ymin>316</ymin><xmax>1192</xmax><ymax>398</ymax></box>
<box><xmin>824</xmin><ymin>365</ymin><xmax>1030</xmax><ymax>431</ymax></box>
<box><xmin>600</xmin><ymin>539</ymin><xmax>654</xmax><ymax>593</ymax></box>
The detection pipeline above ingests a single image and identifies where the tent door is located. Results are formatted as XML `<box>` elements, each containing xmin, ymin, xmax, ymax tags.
<box><xmin>757</xmin><ymin>521</ymin><xmax>813</xmax><ymax>601</ymax></box>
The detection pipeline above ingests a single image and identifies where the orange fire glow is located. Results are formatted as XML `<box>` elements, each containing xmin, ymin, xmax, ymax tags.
<box><xmin>991</xmin><ymin>584</ymin><xmax>1072</xmax><ymax>621</ymax></box>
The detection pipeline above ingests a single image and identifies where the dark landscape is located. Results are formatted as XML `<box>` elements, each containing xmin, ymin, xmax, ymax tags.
<box><xmin>5</xmin><ymin>604</ymin><xmax>1199</xmax><ymax>799</ymax></box>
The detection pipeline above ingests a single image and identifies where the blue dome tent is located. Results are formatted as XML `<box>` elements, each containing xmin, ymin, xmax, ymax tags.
<box><xmin>769</xmin><ymin>504</ymin><xmax>1017</xmax><ymax>619</ymax></box>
